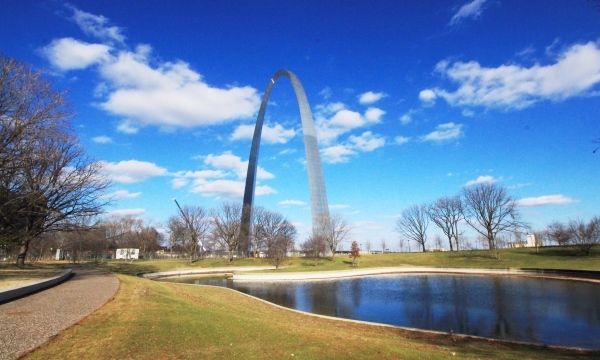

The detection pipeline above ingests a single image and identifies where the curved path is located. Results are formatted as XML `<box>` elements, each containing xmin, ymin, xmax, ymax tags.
<box><xmin>0</xmin><ymin>267</ymin><xmax>119</xmax><ymax>360</ymax></box>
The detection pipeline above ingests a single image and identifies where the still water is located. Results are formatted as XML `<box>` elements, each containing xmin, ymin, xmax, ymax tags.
<box><xmin>164</xmin><ymin>274</ymin><xmax>600</xmax><ymax>349</ymax></box>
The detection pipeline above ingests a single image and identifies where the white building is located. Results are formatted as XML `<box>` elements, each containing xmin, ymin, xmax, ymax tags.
<box><xmin>115</xmin><ymin>248</ymin><xmax>139</xmax><ymax>260</ymax></box>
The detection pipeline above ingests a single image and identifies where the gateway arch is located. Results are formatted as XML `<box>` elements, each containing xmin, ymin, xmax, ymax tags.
<box><xmin>241</xmin><ymin>69</ymin><xmax>330</xmax><ymax>245</ymax></box>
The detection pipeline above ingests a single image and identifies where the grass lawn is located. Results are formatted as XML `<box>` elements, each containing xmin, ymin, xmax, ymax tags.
<box><xmin>4</xmin><ymin>247</ymin><xmax>599</xmax><ymax>359</ymax></box>
<box><xmin>89</xmin><ymin>246</ymin><xmax>600</xmax><ymax>276</ymax></box>
<box><xmin>26</xmin><ymin>271</ymin><xmax>596</xmax><ymax>360</ymax></box>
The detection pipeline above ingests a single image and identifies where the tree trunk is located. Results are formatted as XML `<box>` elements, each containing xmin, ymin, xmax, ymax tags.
<box><xmin>487</xmin><ymin>230</ymin><xmax>495</xmax><ymax>250</ymax></box>
<box><xmin>17</xmin><ymin>240</ymin><xmax>29</xmax><ymax>266</ymax></box>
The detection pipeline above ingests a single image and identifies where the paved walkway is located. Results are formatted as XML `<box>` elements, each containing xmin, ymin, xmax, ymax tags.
<box><xmin>0</xmin><ymin>268</ymin><xmax>119</xmax><ymax>360</ymax></box>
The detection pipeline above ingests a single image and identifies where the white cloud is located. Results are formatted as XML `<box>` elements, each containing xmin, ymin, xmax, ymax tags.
<box><xmin>70</xmin><ymin>6</ymin><xmax>125</xmax><ymax>43</ymax></box>
<box><xmin>278</xmin><ymin>149</ymin><xmax>297</xmax><ymax>156</ymax></box>
<box><xmin>329</xmin><ymin>204</ymin><xmax>350</xmax><ymax>209</ymax></box>
<box><xmin>279</xmin><ymin>200</ymin><xmax>307</xmax><ymax>206</ymax></box>
<box><xmin>43</xmin><ymin>7</ymin><xmax>261</xmax><ymax>131</ymax></box>
<box><xmin>429</xmin><ymin>41</ymin><xmax>600</xmax><ymax>109</ymax></box>
<box><xmin>399</xmin><ymin>108</ymin><xmax>420</xmax><ymax>125</ymax></box>
<box><xmin>364</xmin><ymin>107</ymin><xmax>386</xmax><ymax>122</ymax></box>
<box><xmin>464</xmin><ymin>175</ymin><xmax>498</xmax><ymax>186</ymax></box>
<box><xmin>395</xmin><ymin>136</ymin><xmax>410</xmax><ymax>145</ymax></box>
<box><xmin>462</xmin><ymin>109</ymin><xmax>475</xmax><ymax>117</ymax></box>
<box><xmin>449</xmin><ymin>0</ymin><xmax>487</xmax><ymax>26</ymax></box>
<box><xmin>315</xmin><ymin>105</ymin><xmax>384</xmax><ymax>145</ymax></box>
<box><xmin>319</xmin><ymin>87</ymin><xmax>332</xmax><ymax>99</ymax></box>
<box><xmin>418</xmin><ymin>89</ymin><xmax>437</xmax><ymax>105</ymax></box>
<box><xmin>100</xmin><ymin>47</ymin><xmax>261</xmax><ymax>129</ymax></box>
<box><xmin>230</xmin><ymin>123</ymin><xmax>296</xmax><ymax>144</ymax></box>
<box><xmin>204</xmin><ymin>152</ymin><xmax>273</xmax><ymax>180</ymax></box>
<box><xmin>517</xmin><ymin>195</ymin><xmax>580</xmax><ymax>207</ymax></box>
<box><xmin>173</xmin><ymin>152</ymin><xmax>276</xmax><ymax>199</ymax></box>
<box><xmin>105</xmin><ymin>208</ymin><xmax>146</xmax><ymax>217</ymax></box>
<box><xmin>358</xmin><ymin>91</ymin><xmax>387</xmax><ymax>104</ymax></box>
<box><xmin>171</xmin><ymin>170</ymin><xmax>226</xmax><ymax>189</ymax></box>
<box><xmin>104</xmin><ymin>190</ymin><xmax>142</xmax><ymax>199</ymax></box>
<box><xmin>41</xmin><ymin>38</ymin><xmax>111</xmax><ymax>70</ymax></box>
<box><xmin>421</xmin><ymin>122</ymin><xmax>463</xmax><ymax>142</ymax></box>
<box><xmin>348</xmin><ymin>131</ymin><xmax>385</xmax><ymax>152</ymax></box>
<box><xmin>191</xmin><ymin>179</ymin><xmax>275</xmax><ymax>199</ymax></box>
<box><xmin>101</xmin><ymin>160</ymin><xmax>168</xmax><ymax>183</ymax></box>
<box><xmin>321</xmin><ymin>145</ymin><xmax>357</xmax><ymax>164</ymax></box>
<box><xmin>92</xmin><ymin>135</ymin><xmax>112</xmax><ymax>144</ymax></box>
<box><xmin>117</xmin><ymin>121</ymin><xmax>139</xmax><ymax>134</ymax></box>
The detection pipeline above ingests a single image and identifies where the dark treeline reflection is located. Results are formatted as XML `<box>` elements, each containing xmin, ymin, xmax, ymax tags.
<box><xmin>167</xmin><ymin>275</ymin><xmax>600</xmax><ymax>349</ymax></box>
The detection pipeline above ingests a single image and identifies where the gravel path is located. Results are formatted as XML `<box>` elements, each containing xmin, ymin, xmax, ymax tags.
<box><xmin>0</xmin><ymin>268</ymin><xmax>119</xmax><ymax>360</ymax></box>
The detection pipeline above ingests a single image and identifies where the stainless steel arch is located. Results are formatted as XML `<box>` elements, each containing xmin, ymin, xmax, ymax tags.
<box><xmin>241</xmin><ymin>69</ymin><xmax>330</xmax><ymax>245</ymax></box>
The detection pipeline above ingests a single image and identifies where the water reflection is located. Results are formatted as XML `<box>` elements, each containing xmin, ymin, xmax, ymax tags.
<box><xmin>165</xmin><ymin>274</ymin><xmax>600</xmax><ymax>349</ymax></box>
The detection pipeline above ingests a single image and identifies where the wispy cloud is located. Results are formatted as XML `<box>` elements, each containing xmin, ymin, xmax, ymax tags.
<box><xmin>329</xmin><ymin>204</ymin><xmax>350</xmax><ymax>209</ymax></box>
<box><xmin>172</xmin><ymin>152</ymin><xmax>276</xmax><ymax>199</ymax></box>
<box><xmin>101</xmin><ymin>160</ymin><xmax>168</xmax><ymax>183</ymax></box>
<box><xmin>517</xmin><ymin>195</ymin><xmax>580</xmax><ymax>207</ymax></box>
<box><xmin>423</xmin><ymin>41</ymin><xmax>600</xmax><ymax>110</ymax></box>
<box><xmin>69</xmin><ymin>4</ymin><xmax>126</xmax><ymax>44</ymax></box>
<box><xmin>421</xmin><ymin>122</ymin><xmax>463</xmax><ymax>142</ymax></box>
<box><xmin>394</xmin><ymin>136</ymin><xmax>410</xmax><ymax>145</ymax></box>
<box><xmin>92</xmin><ymin>135</ymin><xmax>112</xmax><ymax>144</ymax></box>
<box><xmin>449</xmin><ymin>0</ymin><xmax>488</xmax><ymax>26</ymax></box>
<box><xmin>105</xmin><ymin>208</ymin><xmax>146</xmax><ymax>217</ymax></box>
<box><xmin>464</xmin><ymin>175</ymin><xmax>498</xmax><ymax>186</ymax></box>
<box><xmin>279</xmin><ymin>200</ymin><xmax>307</xmax><ymax>206</ymax></box>
<box><xmin>104</xmin><ymin>190</ymin><xmax>142</xmax><ymax>199</ymax></box>
<box><xmin>230</xmin><ymin>123</ymin><xmax>296</xmax><ymax>144</ymax></box>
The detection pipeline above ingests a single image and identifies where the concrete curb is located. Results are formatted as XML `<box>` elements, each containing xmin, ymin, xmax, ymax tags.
<box><xmin>138</xmin><ymin>266</ymin><xmax>275</xmax><ymax>279</ymax></box>
<box><xmin>0</xmin><ymin>269</ymin><xmax>72</xmax><ymax>303</ymax></box>
<box><xmin>232</xmin><ymin>267</ymin><xmax>600</xmax><ymax>282</ymax></box>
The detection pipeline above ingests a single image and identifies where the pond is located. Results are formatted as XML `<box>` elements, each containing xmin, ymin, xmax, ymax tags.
<box><xmin>161</xmin><ymin>274</ymin><xmax>600</xmax><ymax>349</ymax></box>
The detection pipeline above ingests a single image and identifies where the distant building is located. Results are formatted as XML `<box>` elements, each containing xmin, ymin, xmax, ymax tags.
<box><xmin>509</xmin><ymin>234</ymin><xmax>537</xmax><ymax>248</ymax></box>
<box><xmin>116</xmin><ymin>248</ymin><xmax>139</xmax><ymax>260</ymax></box>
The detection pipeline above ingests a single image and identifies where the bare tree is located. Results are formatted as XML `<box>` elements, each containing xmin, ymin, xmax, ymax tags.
<box><xmin>434</xmin><ymin>234</ymin><xmax>443</xmax><ymax>250</ymax></box>
<box><xmin>365</xmin><ymin>240</ymin><xmax>372</xmax><ymax>254</ymax></box>
<box><xmin>396</xmin><ymin>204</ymin><xmax>429</xmax><ymax>252</ymax></box>
<box><xmin>173</xmin><ymin>202</ymin><xmax>210</xmax><ymax>262</ymax></box>
<box><xmin>461</xmin><ymin>182</ymin><xmax>525</xmax><ymax>250</ymax></box>
<box><xmin>0</xmin><ymin>55</ymin><xmax>111</xmax><ymax>265</ymax></box>
<box><xmin>546</xmin><ymin>221</ymin><xmax>572</xmax><ymax>247</ymax></box>
<box><xmin>253</xmin><ymin>208</ymin><xmax>296</xmax><ymax>269</ymax></box>
<box><xmin>166</xmin><ymin>215</ymin><xmax>186</xmax><ymax>258</ymax></box>
<box><xmin>427</xmin><ymin>195</ymin><xmax>462</xmax><ymax>251</ymax></box>
<box><xmin>315</xmin><ymin>212</ymin><xmax>350</xmax><ymax>258</ymax></box>
<box><xmin>398</xmin><ymin>238</ymin><xmax>405</xmax><ymax>252</ymax></box>
<box><xmin>380</xmin><ymin>238</ymin><xmax>387</xmax><ymax>254</ymax></box>
<box><xmin>568</xmin><ymin>217</ymin><xmax>600</xmax><ymax>256</ymax></box>
<box><xmin>210</xmin><ymin>202</ymin><xmax>243</xmax><ymax>262</ymax></box>
<box><xmin>301</xmin><ymin>234</ymin><xmax>326</xmax><ymax>266</ymax></box>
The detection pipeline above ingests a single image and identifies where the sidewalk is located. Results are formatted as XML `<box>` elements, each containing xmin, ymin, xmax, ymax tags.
<box><xmin>0</xmin><ymin>267</ymin><xmax>119</xmax><ymax>360</ymax></box>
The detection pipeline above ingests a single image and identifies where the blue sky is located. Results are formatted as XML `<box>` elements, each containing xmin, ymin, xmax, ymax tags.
<box><xmin>1</xmin><ymin>0</ymin><xmax>599</xmax><ymax>250</ymax></box>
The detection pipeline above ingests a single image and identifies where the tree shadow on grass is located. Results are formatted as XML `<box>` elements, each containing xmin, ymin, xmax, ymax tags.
<box><xmin>91</xmin><ymin>261</ymin><xmax>161</xmax><ymax>276</ymax></box>
<box><xmin>530</xmin><ymin>247</ymin><xmax>599</xmax><ymax>257</ymax></box>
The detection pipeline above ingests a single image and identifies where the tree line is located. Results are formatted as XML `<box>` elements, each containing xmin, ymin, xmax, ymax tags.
<box><xmin>396</xmin><ymin>181</ymin><xmax>599</xmax><ymax>255</ymax></box>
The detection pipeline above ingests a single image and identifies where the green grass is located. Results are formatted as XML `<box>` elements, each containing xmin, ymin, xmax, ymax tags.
<box><xmin>6</xmin><ymin>247</ymin><xmax>600</xmax><ymax>359</ymax></box>
<box><xmin>26</xmin><ymin>271</ymin><xmax>597</xmax><ymax>360</ymax></box>
<box><xmin>90</xmin><ymin>246</ymin><xmax>600</xmax><ymax>276</ymax></box>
